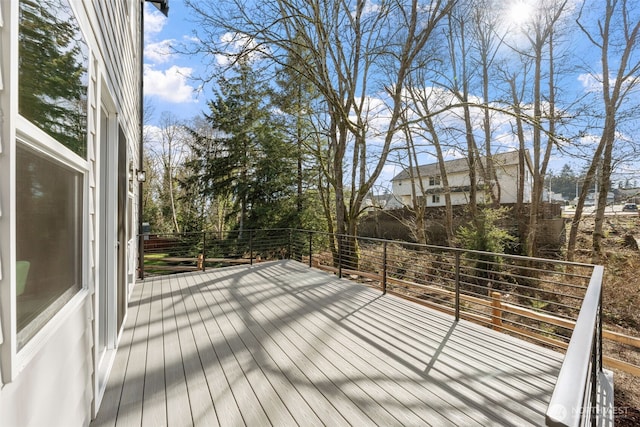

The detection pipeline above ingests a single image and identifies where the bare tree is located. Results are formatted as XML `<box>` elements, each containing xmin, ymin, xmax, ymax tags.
<box><xmin>497</xmin><ymin>55</ymin><xmax>533</xmax><ymax>243</ymax></box>
<box><xmin>444</xmin><ymin>3</ymin><xmax>483</xmax><ymax>218</ymax></box>
<box><xmin>149</xmin><ymin>112</ymin><xmax>189</xmax><ymax>233</ymax></box>
<box><xmin>568</xmin><ymin>0</ymin><xmax>640</xmax><ymax>261</ymax></box>
<box><xmin>404</xmin><ymin>84</ymin><xmax>456</xmax><ymax>244</ymax></box>
<box><xmin>185</xmin><ymin>0</ymin><xmax>455</xmax><ymax>267</ymax></box>
<box><xmin>469</xmin><ymin>0</ymin><xmax>508</xmax><ymax>207</ymax></box>
<box><xmin>499</xmin><ymin>0</ymin><xmax>569</xmax><ymax>257</ymax></box>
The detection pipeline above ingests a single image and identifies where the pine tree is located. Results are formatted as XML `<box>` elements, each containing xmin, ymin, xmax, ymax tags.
<box><xmin>272</xmin><ymin>35</ymin><xmax>326</xmax><ymax>231</ymax></box>
<box><xmin>184</xmin><ymin>61</ymin><xmax>298</xmax><ymax>233</ymax></box>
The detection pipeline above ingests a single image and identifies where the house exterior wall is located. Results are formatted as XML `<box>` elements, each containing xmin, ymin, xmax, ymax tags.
<box><xmin>495</xmin><ymin>163</ymin><xmax>524</xmax><ymax>204</ymax></box>
<box><xmin>391</xmin><ymin>153</ymin><xmax>532</xmax><ymax>208</ymax></box>
<box><xmin>0</xmin><ymin>1</ymin><xmax>141</xmax><ymax>425</ymax></box>
<box><xmin>391</xmin><ymin>171</ymin><xmax>488</xmax><ymax>207</ymax></box>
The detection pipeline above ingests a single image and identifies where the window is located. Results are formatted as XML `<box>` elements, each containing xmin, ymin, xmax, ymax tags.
<box><xmin>429</xmin><ymin>176</ymin><xmax>441</xmax><ymax>186</ymax></box>
<box><xmin>18</xmin><ymin>0</ymin><xmax>89</xmax><ymax>158</ymax></box>
<box><xmin>16</xmin><ymin>145</ymin><xmax>84</xmax><ymax>349</ymax></box>
<box><xmin>16</xmin><ymin>0</ymin><xmax>88</xmax><ymax>349</ymax></box>
<box><xmin>432</xmin><ymin>194</ymin><xmax>441</xmax><ymax>204</ymax></box>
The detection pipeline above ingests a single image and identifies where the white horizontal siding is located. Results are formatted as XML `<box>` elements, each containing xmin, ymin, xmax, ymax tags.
<box><xmin>0</xmin><ymin>297</ymin><xmax>93</xmax><ymax>427</ymax></box>
<box><xmin>393</xmin><ymin>168</ymin><xmax>524</xmax><ymax>207</ymax></box>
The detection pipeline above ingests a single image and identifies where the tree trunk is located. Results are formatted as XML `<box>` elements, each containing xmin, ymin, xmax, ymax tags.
<box><xmin>482</xmin><ymin>48</ymin><xmax>499</xmax><ymax>207</ymax></box>
<box><xmin>571</xmin><ymin>0</ymin><xmax>640</xmax><ymax>261</ymax></box>
<box><xmin>566</xmin><ymin>143</ymin><xmax>603</xmax><ymax>261</ymax></box>
<box><xmin>426</xmin><ymin>114</ymin><xmax>455</xmax><ymax>244</ymax></box>
<box><xmin>592</xmin><ymin>118</ymin><xmax>615</xmax><ymax>262</ymax></box>
<box><xmin>167</xmin><ymin>165</ymin><xmax>180</xmax><ymax>233</ymax></box>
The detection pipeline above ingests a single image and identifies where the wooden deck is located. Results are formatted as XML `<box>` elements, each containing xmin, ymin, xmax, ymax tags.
<box><xmin>92</xmin><ymin>260</ymin><xmax>564</xmax><ymax>427</ymax></box>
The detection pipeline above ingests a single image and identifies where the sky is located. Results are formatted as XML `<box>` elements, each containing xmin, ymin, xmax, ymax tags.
<box><xmin>143</xmin><ymin>1</ymin><xmax>206</xmax><ymax>122</ymax></box>
<box><xmin>142</xmin><ymin>0</ymin><xmax>592</xmax><ymax>120</ymax></box>
<box><xmin>142</xmin><ymin>0</ymin><xmax>640</xmax><ymax>189</ymax></box>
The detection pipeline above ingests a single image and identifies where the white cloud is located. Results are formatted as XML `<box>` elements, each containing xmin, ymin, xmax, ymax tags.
<box><xmin>354</xmin><ymin>0</ymin><xmax>381</xmax><ymax>18</ymax></box>
<box><xmin>145</xmin><ymin>39</ymin><xmax>175</xmax><ymax>63</ymax></box>
<box><xmin>578</xmin><ymin>73</ymin><xmax>602</xmax><ymax>93</ymax></box>
<box><xmin>144</xmin><ymin>4</ymin><xmax>167</xmax><ymax>35</ymax></box>
<box><xmin>144</xmin><ymin>65</ymin><xmax>198</xmax><ymax>103</ymax></box>
<box><xmin>183</xmin><ymin>35</ymin><xmax>200</xmax><ymax>43</ymax></box>
<box><xmin>215</xmin><ymin>32</ymin><xmax>271</xmax><ymax>66</ymax></box>
<box><xmin>143</xmin><ymin>124</ymin><xmax>162</xmax><ymax>148</ymax></box>
<box><xmin>578</xmin><ymin>132</ymin><xmax>600</xmax><ymax>147</ymax></box>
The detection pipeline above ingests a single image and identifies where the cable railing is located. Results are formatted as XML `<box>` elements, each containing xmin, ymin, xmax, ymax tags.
<box><xmin>139</xmin><ymin>228</ymin><xmax>294</xmax><ymax>275</ymax></box>
<box><xmin>137</xmin><ymin>228</ymin><xmax>627</xmax><ymax>426</ymax></box>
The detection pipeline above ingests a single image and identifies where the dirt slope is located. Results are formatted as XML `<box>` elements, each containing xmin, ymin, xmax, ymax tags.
<box><xmin>572</xmin><ymin>216</ymin><xmax>640</xmax><ymax>426</ymax></box>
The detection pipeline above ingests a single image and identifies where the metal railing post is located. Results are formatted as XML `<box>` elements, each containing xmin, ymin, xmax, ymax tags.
<box><xmin>590</xmin><ymin>329</ymin><xmax>598</xmax><ymax>426</ymax></box>
<box><xmin>591</xmin><ymin>292</ymin><xmax>604</xmax><ymax>426</ymax></box>
<box><xmin>249</xmin><ymin>230</ymin><xmax>254</xmax><ymax>266</ymax></box>
<box><xmin>202</xmin><ymin>231</ymin><xmax>207</xmax><ymax>271</ymax></box>
<box><xmin>598</xmin><ymin>290</ymin><xmax>603</xmax><ymax>371</ymax></box>
<box><xmin>338</xmin><ymin>234</ymin><xmax>343</xmax><ymax>278</ymax></box>
<box><xmin>455</xmin><ymin>252</ymin><xmax>460</xmax><ymax>321</ymax></box>
<box><xmin>288</xmin><ymin>229</ymin><xmax>292</xmax><ymax>260</ymax></box>
<box><xmin>382</xmin><ymin>241</ymin><xmax>387</xmax><ymax>294</ymax></box>
<box><xmin>308</xmin><ymin>231</ymin><xmax>313</xmax><ymax>267</ymax></box>
<box><xmin>545</xmin><ymin>265</ymin><xmax>604</xmax><ymax>427</ymax></box>
<box><xmin>138</xmin><ymin>234</ymin><xmax>145</xmax><ymax>280</ymax></box>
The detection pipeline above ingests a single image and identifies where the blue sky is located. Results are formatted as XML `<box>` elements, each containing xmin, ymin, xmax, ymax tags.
<box><xmin>142</xmin><ymin>1</ymin><xmax>639</xmax><ymax>186</ymax></box>
<box><xmin>142</xmin><ymin>0</ymin><xmax>596</xmax><ymax>122</ymax></box>
<box><xmin>143</xmin><ymin>1</ymin><xmax>206</xmax><ymax>122</ymax></box>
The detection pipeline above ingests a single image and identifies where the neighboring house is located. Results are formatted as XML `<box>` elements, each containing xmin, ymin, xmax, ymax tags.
<box><xmin>615</xmin><ymin>187</ymin><xmax>640</xmax><ymax>204</ymax></box>
<box><xmin>391</xmin><ymin>150</ymin><xmax>534</xmax><ymax>208</ymax></box>
<box><xmin>0</xmin><ymin>1</ymin><xmax>166</xmax><ymax>425</ymax></box>
<box><xmin>362</xmin><ymin>193</ymin><xmax>404</xmax><ymax>211</ymax></box>
<box><xmin>542</xmin><ymin>189</ymin><xmax>566</xmax><ymax>204</ymax></box>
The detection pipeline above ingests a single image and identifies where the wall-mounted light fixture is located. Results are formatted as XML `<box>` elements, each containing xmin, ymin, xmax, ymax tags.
<box><xmin>137</xmin><ymin>170</ymin><xmax>147</xmax><ymax>182</ymax></box>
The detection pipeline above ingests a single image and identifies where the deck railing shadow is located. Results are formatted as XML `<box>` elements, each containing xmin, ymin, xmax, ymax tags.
<box><xmin>137</xmin><ymin>228</ymin><xmax>628</xmax><ymax>427</ymax></box>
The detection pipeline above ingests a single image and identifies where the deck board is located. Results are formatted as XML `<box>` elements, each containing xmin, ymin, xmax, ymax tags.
<box><xmin>142</xmin><ymin>274</ymin><xmax>168</xmax><ymax>427</ymax></box>
<box><xmin>192</xmin><ymin>272</ymin><xmax>325</xmax><ymax>426</ymax></box>
<box><xmin>162</xmin><ymin>275</ymin><xmax>193</xmax><ymax>427</ymax></box>
<box><xmin>92</xmin><ymin>260</ymin><xmax>564</xmax><ymax>427</ymax></box>
<box><xmin>182</xmin><ymin>272</ymin><xmax>270</xmax><ymax>427</ymax></box>
<box><xmin>113</xmin><ymin>277</ymin><xmax>151</xmax><ymax>427</ymax></box>
<box><xmin>92</xmin><ymin>277</ymin><xmax>145</xmax><ymax>427</ymax></box>
<box><xmin>238</xmin><ymin>269</ymin><xmax>455</xmax><ymax>426</ymax></box>
<box><xmin>225</xmin><ymin>278</ymin><xmax>394</xmax><ymax>426</ymax></box>
<box><xmin>172</xmin><ymin>274</ymin><xmax>219</xmax><ymax>426</ymax></box>
<box><xmin>303</xmin><ymin>276</ymin><xmax>559</xmax><ymax>421</ymax></box>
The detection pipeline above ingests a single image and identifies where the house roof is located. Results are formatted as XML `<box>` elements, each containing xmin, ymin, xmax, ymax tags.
<box><xmin>391</xmin><ymin>150</ymin><xmax>531</xmax><ymax>181</ymax></box>
<box><xmin>616</xmin><ymin>188</ymin><xmax>640</xmax><ymax>197</ymax></box>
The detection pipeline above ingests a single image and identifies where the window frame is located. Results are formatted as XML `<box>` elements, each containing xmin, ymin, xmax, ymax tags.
<box><xmin>11</xmin><ymin>117</ymin><xmax>90</xmax><ymax>373</ymax></box>
<box><xmin>0</xmin><ymin>0</ymin><xmax>93</xmax><ymax>384</ymax></box>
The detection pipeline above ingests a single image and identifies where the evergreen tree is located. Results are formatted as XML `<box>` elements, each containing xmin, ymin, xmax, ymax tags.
<box><xmin>184</xmin><ymin>61</ymin><xmax>298</xmax><ymax>233</ymax></box>
<box><xmin>547</xmin><ymin>164</ymin><xmax>578</xmax><ymax>199</ymax></box>
<box><xmin>272</xmin><ymin>35</ymin><xmax>326</xmax><ymax>231</ymax></box>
